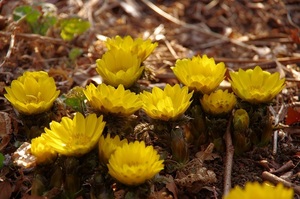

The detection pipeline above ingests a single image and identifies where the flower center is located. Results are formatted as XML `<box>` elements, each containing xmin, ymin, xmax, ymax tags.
<box><xmin>69</xmin><ymin>134</ymin><xmax>90</xmax><ymax>146</ymax></box>
<box><xmin>25</xmin><ymin>92</ymin><xmax>42</xmax><ymax>103</ymax></box>
<box><xmin>249</xmin><ymin>86</ymin><xmax>264</xmax><ymax>96</ymax></box>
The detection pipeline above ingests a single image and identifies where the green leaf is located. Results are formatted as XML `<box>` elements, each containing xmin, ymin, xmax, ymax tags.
<box><xmin>64</xmin><ymin>98</ymin><xmax>81</xmax><ymax>111</ymax></box>
<box><xmin>35</xmin><ymin>3</ymin><xmax>57</xmax><ymax>35</ymax></box>
<box><xmin>37</xmin><ymin>15</ymin><xmax>57</xmax><ymax>35</ymax></box>
<box><xmin>69</xmin><ymin>48</ymin><xmax>83</xmax><ymax>61</ymax></box>
<box><xmin>60</xmin><ymin>18</ymin><xmax>90</xmax><ymax>41</ymax></box>
<box><xmin>62</xmin><ymin>86</ymin><xmax>86</xmax><ymax>112</ymax></box>
<box><xmin>13</xmin><ymin>5</ymin><xmax>41</xmax><ymax>23</ymax></box>
<box><xmin>13</xmin><ymin>4</ymin><xmax>58</xmax><ymax>35</ymax></box>
<box><xmin>0</xmin><ymin>153</ymin><xmax>4</xmax><ymax>168</ymax></box>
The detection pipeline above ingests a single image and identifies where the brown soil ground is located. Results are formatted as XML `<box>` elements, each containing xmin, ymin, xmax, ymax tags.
<box><xmin>0</xmin><ymin>0</ymin><xmax>300</xmax><ymax>198</ymax></box>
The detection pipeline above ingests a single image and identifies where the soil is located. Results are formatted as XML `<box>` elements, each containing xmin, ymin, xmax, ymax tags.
<box><xmin>0</xmin><ymin>0</ymin><xmax>300</xmax><ymax>198</ymax></box>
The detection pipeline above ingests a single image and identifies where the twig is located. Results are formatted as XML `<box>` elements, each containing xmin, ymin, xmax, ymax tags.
<box><xmin>0</xmin><ymin>33</ymin><xmax>15</xmax><ymax>68</ymax></box>
<box><xmin>212</xmin><ymin>186</ymin><xmax>218</xmax><ymax>199</ymax></box>
<box><xmin>223</xmin><ymin>115</ymin><xmax>234</xmax><ymax>196</ymax></box>
<box><xmin>269</xmin><ymin>104</ymin><xmax>285</xmax><ymax>155</ymax></box>
<box><xmin>262</xmin><ymin>171</ymin><xmax>300</xmax><ymax>195</ymax></box>
<box><xmin>140</xmin><ymin>0</ymin><xmax>263</xmax><ymax>54</ymax></box>
<box><xmin>271</xmin><ymin>160</ymin><xmax>295</xmax><ymax>174</ymax></box>
<box><xmin>286</xmin><ymin>5</ymin><xmax>300</xmax><ymax>30</ymax></box>
<box><xmin>0</xmin><ymin>31</ymin><xmax>66</xmax><ymax>45</ymax></box>
<box><xmin>140</xmin><ymin>0</ymin><xmax>184</xmax><ymax>26</ymax></box>
<box><xmin>163</xmin><ymin>39</ymin><xmax>179</xmax><ymax>59</ymax></box>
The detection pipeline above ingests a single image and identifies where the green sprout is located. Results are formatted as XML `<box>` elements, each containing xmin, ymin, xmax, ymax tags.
<box><xmin>13</xmin><ymin>3</ymin><xmax>57</xmax><ymax>35</ymax></box>
<box><xmin>59</xmin><ymin>18</ymin><xmax>90</xmax><ymax>41</ymax></box>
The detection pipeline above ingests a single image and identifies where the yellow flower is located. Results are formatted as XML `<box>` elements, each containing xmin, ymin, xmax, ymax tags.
<box><xmin>4</xmin><ymin>71</ymin><xmax>60</xmax><ymax>115</ymax></box>
<box><xmin>223</xmin><ymin>182</ymin><xmax>293</xmax><ymax>199</ymax></box>
<box><xmin>229</xmin><ymin>66</ymin><xmax>285</xmax><ymax>104</ymax></box>
<box><xmin>98</xmin><ymin>134</ymin><xmax>128</xmax><ymax>164</ymax></box>
<box><xmin>140</xmin><ymin>84</ymin><xmax>193</xmax><ymax>121</ymax></box>
<box><xmin>31</xmin><ymin>136</ymin><xmax>57</xmax><ymax>164</ymax></box>
<box><xmin>171</xmin><ymin>55</ymin><xmax>226</xmax><ymax>94</ymax></box>
<box><xmin>105</xmin><ymin>35</ymin><xmax>158</xmax><ymax>61</ymax></box>
<box><xmin>96</xmin><ymin>49</ymin><xmax>144</xmax><ymax>88</ymax></box>
<box><xmin>42</xmin><ymin>112</ymin><xmax>106</xmax><ymax>156</ymax></box>
<box><xmin>107</xmin><ymin>141</ymin><xmax>164</xmax><ymax>186</ymax></box>
<box><xmin>200</xmin><ymin>90</ymin><xmax>236</xmax><ymax>115</ymax></box>
<box><xmin>84</xmin><ymin>83</ymin><xmax>142</xmax><ymax>116</ymax></box>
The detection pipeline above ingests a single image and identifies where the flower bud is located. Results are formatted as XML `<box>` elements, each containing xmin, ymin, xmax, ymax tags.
<box><xmin>171</xmin><ymin>128</ymin><xmax>189</xmax><ymax>164</ymax></box>
<box><xmin>233</xmin><ymin>109</ymin><xmax>251</xmax><ymax>154</ymax></box>
<box><xmin>233</xmin><ymin>109</ymin><xmax>249</xmax><ymax>132</ymax></box>
<box><xmin>64</xmin><ymin>157</ymin><xmax>81</xmax><ymax>197</ymax></box>
<box><xmin>31</xmin><ymin>174</ymin><xmax>46</xmax><ymax>196</ymax></box>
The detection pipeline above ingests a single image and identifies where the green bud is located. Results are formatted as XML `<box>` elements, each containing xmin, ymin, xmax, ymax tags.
<box><xmin>64</xmin><ymin>157</ymin><xmax>81</xmax><ymax>197</ymax></box>
<box><xmin>65</xmin><ymin>174</ymin><xmax>81</xmax><ymax>197</ymax></box>
<box><xmin>50</xmin><ymin>165</ymin><xmax>63</xmax><ymax>188</ymax></box>
<box><xmin>31</xmin><ymin>174</ymin><xmax>46</xmax><ymax>196</ymax></box>
<box><xmin>188</xmin><ymin>105</ymin><xmax>207</xmax><ymax>145</ymax></box>
<box><xmin>233</xmin><ymin>131</ymin><xmax>251</xmax><ymax>155</ymax></box>
<box><xmin>259</xmin><ymin>113</ymin><xmax>273</xmax><ymax>146</ymax></box>
<box><xmin>233</xmin><ymin>109</ymin><xmax>251</xmax><ymax>154</ymax></box>
<box><xmin>170</xmin><ymin>128</ymin><xmax>189</xmax><ymax>164</ymax></box>
<box><xmin>212</xmin><ymin>137</ymin><xmax>225</xmax><ymax>152</ymax></box>
<box><xmin>233</xmin><ymin>109</ymin><xmax>249</xmax><ymax>132</ymax></box>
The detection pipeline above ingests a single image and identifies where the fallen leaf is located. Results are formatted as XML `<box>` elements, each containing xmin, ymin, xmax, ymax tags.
<box><xmin>0</xmin><ymin>181</ymin><xmax>12</xmax><ymax>199</ymax></box>
<box><xmin>12</xmin><ymin>142</ymin><xmax>36</xmax><ymax>169</ymax></box>
<box><xmin>21</xmin><ymin>194</ymin><xmax>45</xmax><ymax>199</ymax></box>
<box><xmin>285</xmin><ymin>107</ymin><xmax>300</xmax><ymax>126</ymax></box>
<box><xmin>0</xmin><ymin>112</ymin><xmax>12</xmax><ymax>151</ymax></box>
<box><xmin>165</xmin><ymin>175</ymin><xmax>178</xmax><ymax>199</ymax></box>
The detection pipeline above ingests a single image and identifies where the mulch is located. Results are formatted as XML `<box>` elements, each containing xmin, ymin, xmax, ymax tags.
<box><xmin>0</xmin><ymin>0</ymin><xmax>300</xmax><ymax>198</ymax></box>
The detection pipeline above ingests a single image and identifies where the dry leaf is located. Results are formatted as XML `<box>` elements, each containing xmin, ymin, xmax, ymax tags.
<box><xmin>165</xmin><ymin>175</ymin><xmax>178</xmax><ymax>199</ymax></box>
<box><xmin>12</xmin><ymin>142</ymin><xmax>36</xmax><ymax>169</ymax></box>
<box><xmin>0</xmin><ymin>112</ymin><xmax>12</xmax><ymax>151</ymax></box>
<box><xmin>0</xmin><ymin>181</ymin><xmax>12</xmax><ymax>199</ymax></box>
<box><xmin>174</xmin><ymin>143</ymin><xmax>217</xmax><ymax>189</ymax></box>
<box><xmin>21</xmin><ymin>195</ymin><xmax>45</xmax><ymax>199</ymax></box>
<box><xmin>175</xmin><ymin>167</ymin><xmax>217</xmax><ymax>188</ymax></box>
